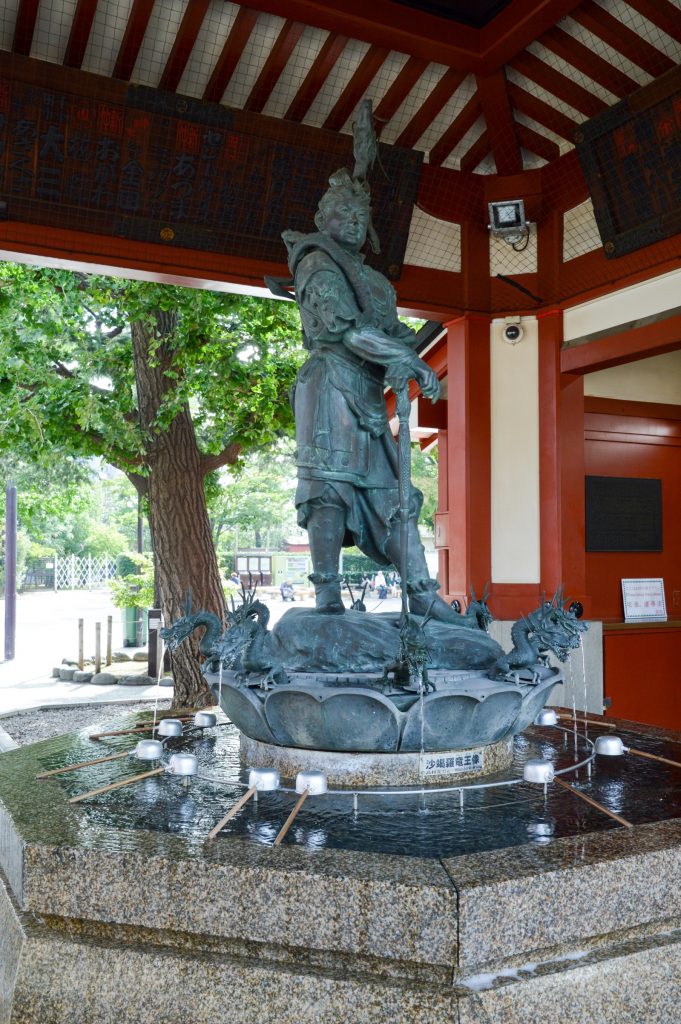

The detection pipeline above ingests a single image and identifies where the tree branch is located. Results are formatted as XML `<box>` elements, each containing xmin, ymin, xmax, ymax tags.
<box><xmin>200</xmin><ymin>442</ymin><xmax>242</xmax><ymax>475</ymax></box>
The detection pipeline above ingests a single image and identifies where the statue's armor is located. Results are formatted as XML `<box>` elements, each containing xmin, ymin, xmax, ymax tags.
<box><xmin>285</xmin><ymin>231</ymin><xmax>423</xmax><ymax>565</ymax></box>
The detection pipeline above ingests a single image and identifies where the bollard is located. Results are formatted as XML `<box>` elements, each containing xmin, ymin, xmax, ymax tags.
<box><xmin>95</xmin><ymin>622</ymin><xmax>101</xmax><ymax>674</ymax></box>
<box><xmin>148</xmin><ymin>608</ymin><xmax>162</xmax><ymax>679</ymax></box>
<box><xmin>78</xmin><ymin>619</ymin><xmax>84</xmax><ymax>671</ymax></box>
<box><xmin>106</xmin><ymin>615</ymin><xmax>112</xmax><ymax>666</ymax></box>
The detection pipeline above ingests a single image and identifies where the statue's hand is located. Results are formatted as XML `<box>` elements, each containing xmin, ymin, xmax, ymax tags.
<box><xmin>385</xmin><ymin>357</ymin><xmax>440</xmax><ymax>402</ymax></box>
<box><xmin>414</xmin><ymin>361</ymin><xmax>440</xmax><ymax>402</ymax></box>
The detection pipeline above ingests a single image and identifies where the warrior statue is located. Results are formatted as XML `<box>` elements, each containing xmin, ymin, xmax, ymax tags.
<box><xmin>279</xmin><ymin>101</ymin><xmax>459</xmax><ymax>623</ymax></box>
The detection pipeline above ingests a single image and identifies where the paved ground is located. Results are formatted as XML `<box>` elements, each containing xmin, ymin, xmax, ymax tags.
<box><xmin>0</xmin><ymin>588</ymin><xmax>401</xmax><ymax>716</ymax></box>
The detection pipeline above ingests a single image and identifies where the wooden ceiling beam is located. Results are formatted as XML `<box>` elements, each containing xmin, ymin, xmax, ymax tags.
<box><xmin>237</xmin><ymin>0</ymin><xmax>585</xmax><ymax>74</ymax></box>
<box><xmin>509</xmin><ymin>51</ymin><xmax>606</xmax><ymax>119</ymax></box>
<box><xmin>231</xmin><ymin>0</ymin><xmax>479</xmax><ymax>70</ymax></box>
<box><xmin>477</xmin><ymin>0</ymin><xmax>585</xmax><ymax>72</ymax></box>
<box><xmin>323</xmin><ymin>45</ymin><xmax>389</xmax><ymax>132</ymax></box>
<box><xmin>539</xmin><ymin>25</ymin><xmax>640</xmax><ymax>98</ymax></box>
<box><xmin>429</xmin><ymin>96</ymin><xmax>481</xmax><ymax>167</ymax></box>
<box><xmin>285</xmin><ymin>32</ymin><xmax>347</xmax><ymax>121</ymax></box>
<box><xmin>158</xmin><ymin>0</ymin><xmax>212</xmax><ymax>93</ymax></box>
<box><xmin>395</xmin><ymin>67</ymin><xmax>466</xmax><ymax>150</ymax></box>
<box><xmin>475</xmin><ymin>70</ymin><xmax>522</xmax><ymax>176</ymax></box>
<box><xmin>516</xmin><ymin>122</ymin><xmax>560</xmax><ymax>163</ymax></box>
<box><xmin>63</xmin><ymin>0</ymin><xmax>99</xmax><ymax>69</ymax></box>
<box><xmin>373</xmin><ymin>56</ymin><xmax>429</xmax><ymax>135</ymax></box>
<box><xmin>12</xmin><ymin>0</ymin><xmax>41</xmax><ymax>55</ymax></box>
<box><xmin>572</xmin><ymin>1</ymin><xmax>675</xmax><ymax>78</ymax></box>
<box><xmin>112</xmin><ymin>0</ymin><xmax>156</xmax><ymax>81</ymax></box>
<box><xmin>459</xmin><ymin>129</ymin><xmax>492</xmax><ymax>174</ymax></box>
<box><xmin>203</xmin><ymin>7</ymin><xmax>260</xmax><ymax>103</ymax></box>
<box><xmin>507</xmin><ymin>82</ymin><xmax>577</xmax><ymax>143</ymax></box>
<box><xmin>245</xmin><ymin>19</ymin><xmax>306</xmax><ymax>113</ymax></box>
<box><xmin>625</xmin><ymin>0</ymin><xmax>681</xmax><ymax>46</ymax></box>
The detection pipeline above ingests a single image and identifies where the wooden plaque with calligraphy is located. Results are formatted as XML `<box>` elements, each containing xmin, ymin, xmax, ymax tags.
<box><xmin>575</xmin><ymin>65</ymin><xmax>681</xmax><ymax>259</ymax></box>
<box><xmin>0</xmin><ymin>56</ymin><xmax>422</xmax><ymax>280</ymax></box>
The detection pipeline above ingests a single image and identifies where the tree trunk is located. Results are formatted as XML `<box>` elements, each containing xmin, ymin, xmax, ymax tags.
<box><xmin>131</xmin><ymin>313</ymin><xmax>224</xmax><ymax>708</ymax></box>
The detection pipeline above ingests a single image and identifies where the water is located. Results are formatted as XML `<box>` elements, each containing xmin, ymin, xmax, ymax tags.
<box><xmin>42</xmin><ymin>721</ymin><xmax>681</xmax><ymax>860</ymax></box>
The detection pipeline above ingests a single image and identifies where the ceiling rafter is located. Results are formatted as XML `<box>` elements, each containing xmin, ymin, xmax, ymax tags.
<box><xmin>230</xmin><ymin>0</ymin><xmax>586</xmax><ymax>76</ymax></box>
<box><xmin>539</xmin><ymin>25</ymin><xmax>640</xmax><ymax>98</ymax></box>
<box><xmin>475</xmin><ymin>69</ymin><xmax>522</xmax><ymax>175</ymax></box>
<box><xmin>428</xmin><ymin>95</ymin><xmax>481</xmax><ymax>166</ymax></box>
<box><xmin>506</xmin><ymin>82</ymin><xmax>577</xmax><ymax>142</ymax></box>
<box><xmin>63</xmin><ymin>0</ymin><xmax>99</xmax><ymax>69</ymax></box>
<box><xmin>516</xmin><ymin>121</ymin><xmax>560</xmax><ymax>162</ymax></box>
<box><xmin>572</xmin><ymin>1</ymin><xmax>676</xmax><ymax>78</ymax></box>
<box><xmin>245</xmin><ymin>19</ymin><xmax>306</xmax><ymax>113</ymax></box>
<box><xmin>323</xmin><ymin>45</ymin><xmax>390</xmax><ymax>132</ymax></box>
<box><xmin>12</xmin><ymin>0</ymin><xmax>40</xmax><ymax>56</ymax></box>
<box><xmin>158</xmin><ymin>0</ymin><xmax>213</xmax><ymax>93</ymax></box>
<box><xmin>112</xmin><ymin>0</ymin><xmax>156</xmax><ymax>81</ymax></box>
<box><xmin>459</xmin><ymin>128</ymin><xmax>492</xmax><ymax>173</ymax></box>
<box><xmin>624</xmin><ymin>0</ymin><xmax>681</xmax><ymax>46</ymax></box>
<box><xmin>203</xmin><ymin>7</ymin><xmax>260</xmax><ymax>103</ymax></box>
<box><xmin>509</xmin><ymin>51</ymin><xmax>606</xmax><ymax>119</ymax></box>
<box><xmin>284</xmin><ymin>32</ymin><xmax>348</xmax><ymax>121</ymax></box>
<box><xmin>373</xmin><ymin>55</ymin><xmax>429</xmax><ymax>134</ymax></box>
<box><xmin>395</xmin><ymin>67</ymin><xmax>467</xmax><ymax>149</ymax></box>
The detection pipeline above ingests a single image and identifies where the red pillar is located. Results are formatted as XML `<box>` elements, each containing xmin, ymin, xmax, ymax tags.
<box><xmin>538</xmin><ymin>308</ymin><xmax>588</xmax><ymax>609</ymax></box>
<box><xmin>444</xmin><ymin>314</ymin><xmax>491</xmax><ymax>605</ymax></box>
<box><xmin>435</xmin><ymin>430</ymin><xmax>449</xmax><ymax>589</ymax></box>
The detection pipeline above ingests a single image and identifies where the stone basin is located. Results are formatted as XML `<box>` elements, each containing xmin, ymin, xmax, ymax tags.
<box><xmin>1</xmin><ymin>711</ymin><xmax>681</xmax><ymax>1022</ymax></box>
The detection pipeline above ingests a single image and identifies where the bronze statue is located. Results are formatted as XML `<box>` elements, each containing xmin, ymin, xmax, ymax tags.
<box><xmin>280</xmin><ymin>101</ymin><xmax>460</xmax><ymax>622</ymax></box>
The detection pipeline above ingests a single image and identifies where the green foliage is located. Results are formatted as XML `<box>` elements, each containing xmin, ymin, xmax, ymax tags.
<box><xmin>341</xmin><ymin>550</ymin><xmax>385</xmax><ymax>578</ymax></box>
<box><xmin>411</xmin><ymin>444</ymin><xmax>438</xmax><ymax>532</ymax></box>
<box><xmin>212</xmin><ymin>438</ymin><xmax>299</xmax><ymax>555</ymax></box>
<box><xmin>0</xmin><ymin>265</ymin><xmax>304</xmax><ymax>483</ymax></box>
<box><xmin>109</xmin><ymin>552</ymin><xmax>155</xmax><ymax>609</ymax></box>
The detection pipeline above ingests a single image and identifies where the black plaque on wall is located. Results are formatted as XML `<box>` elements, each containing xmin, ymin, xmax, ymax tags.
<box><xmin>585</xmin><ymin>476</ymin><xmax>662</xmax><ymax>552</ymax></box>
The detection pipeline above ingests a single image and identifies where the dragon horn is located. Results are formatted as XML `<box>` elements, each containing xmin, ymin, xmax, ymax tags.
<box><xmin>182</xmin><ymin>589</ymin><xmax>193</xmax><ymax>616</ymax></box>
<box><xmin>482</xmin><ymin>581</ymin><xmax>490</xmax><ymax>602</ymax></box>
<box><xmin>469</xmin><ymin>582</ymin><xmax>477</xmax><ymax>603</ymax></box>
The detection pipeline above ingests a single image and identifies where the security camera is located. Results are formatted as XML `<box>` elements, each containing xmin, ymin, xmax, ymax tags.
<box><xmin>502</xmin><ymin>322</ymin><xmax>524</xmax><ymax>344</ymax></box>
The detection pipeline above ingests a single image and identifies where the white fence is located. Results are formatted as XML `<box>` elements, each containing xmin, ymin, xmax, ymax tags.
<box><xmin>54</xmin><ymin>554</ymin><xmax>117</xmax><ymax>591</ymax></box>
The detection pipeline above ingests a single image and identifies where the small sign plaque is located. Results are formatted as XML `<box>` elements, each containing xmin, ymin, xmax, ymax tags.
<box><xmin>621</xmin><ymin>578</ymin><xmax>667</xmax><ymax>622</ymax></box>
<box><xmin>420</xmin><ymin>749</ymin><xmax>485</xmax><ymax>777</ymax></box>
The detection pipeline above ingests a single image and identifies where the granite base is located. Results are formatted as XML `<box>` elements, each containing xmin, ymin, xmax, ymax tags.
<box><xmin>1</xmin><ymin>711</ymin><xmax>681</xmax><ymax>1023</ymax></box>
<box><xmin>240</xmin><ymin>733</ymin><xmax>514</xmax><ymax>786</ymax></box>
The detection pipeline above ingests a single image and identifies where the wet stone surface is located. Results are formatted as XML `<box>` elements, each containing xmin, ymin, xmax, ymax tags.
<box><xmin>0</xmin><ymin>701</ymin><xmax>171</xmax><ymax>746</ymax></box>
<box><xmin>4</xmin><ymin>711</ymin><xmax>681</xmax><ymax>860</ymax></box>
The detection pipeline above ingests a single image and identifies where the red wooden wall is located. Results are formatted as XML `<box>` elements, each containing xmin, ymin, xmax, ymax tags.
<box><xmin>584</xmin><ymin>397</ymin><xmax>681</xmax><ymax>728</ymax></box>
<box><xmin>584</xmin><ymin>397</ymin><xmax>681</xmax><ymax>621</ymax></box>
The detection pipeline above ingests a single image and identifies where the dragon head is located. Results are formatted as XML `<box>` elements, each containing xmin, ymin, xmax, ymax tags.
<box><xmin>527</xmin><ymin>589</ymin><xmax>588</xmax><ymax>662</ymax></box>
<box><xmin>159</xmin><ymin>592</ymin><xmax>215</xmax><ymax>653</ymax></box>
<box><xmin>226</xmin><ymin>585</ymin><xmax>271</xmax><ymax>630</ymax></box>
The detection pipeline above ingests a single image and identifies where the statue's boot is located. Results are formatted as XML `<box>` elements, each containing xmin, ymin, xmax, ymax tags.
<box><xmin>407</xmin><ymin>578</ymin><xmax>463</xmax><ymax>624</ymax></box>
<box><xmin>384</xmin><ymin>521</ymin><xmax>462</xmax><ymax>624</ymax></box>
<box><xmin>309</xmin><ymin>571</ymin><xmax>345</xmax><ymax>614</ymax></box>
<box><xmin>306</xmin><ymin>504</ymin><xmax>345</xmax><ymax>615</ymax></box>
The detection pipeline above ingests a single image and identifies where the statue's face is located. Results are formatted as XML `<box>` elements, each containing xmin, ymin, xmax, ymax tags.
<box><xmin>321</xmin><ymin>196</ymin><xmax>369</xmax><ymax>250</ymax></box>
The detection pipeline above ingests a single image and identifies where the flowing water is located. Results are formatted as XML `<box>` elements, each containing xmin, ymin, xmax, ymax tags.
<box><xmin>41</xmin><ymin>720</ymin><xmax>681</xmax><ymax>860</ymax></box>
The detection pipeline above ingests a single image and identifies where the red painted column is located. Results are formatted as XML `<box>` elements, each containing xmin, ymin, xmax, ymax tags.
<box><xmin>444</xmin><ymin>314</ymin><xmax>492</xmax><ymax>605</ymax></box>
<box><xmin>435</xmin><ymin>430</ymin><xmax>449</xmax><ymax>589</ymax></box>
<box><xmin>537</xmin><ymin>308</ymin><xmax>587</xmax><ymax>608</ymax></box>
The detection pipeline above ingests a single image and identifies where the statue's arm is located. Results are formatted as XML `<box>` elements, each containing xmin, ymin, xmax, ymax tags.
<box><xmin>298</xmin><ymin>263</ymin><xmax>439</xmax><ymax>400</ymax></box>
<box><xmin>344</xmin><ymin>326</ymin><xmax>440</xmax><ymax>401</ymax></box>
